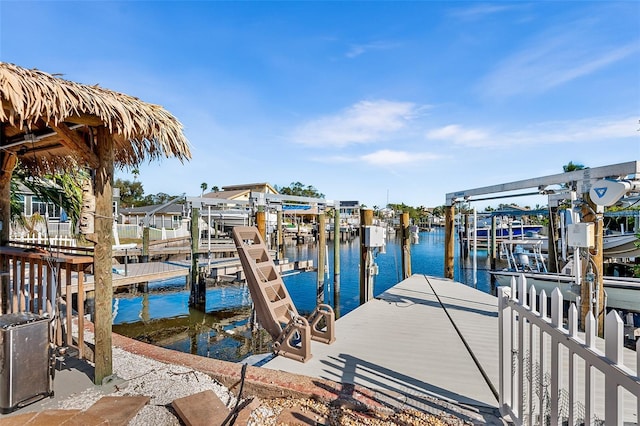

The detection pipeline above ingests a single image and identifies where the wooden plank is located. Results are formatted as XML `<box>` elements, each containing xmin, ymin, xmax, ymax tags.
<box><xmin>85</xmin><ymin>396</ymin><xmax>150</xmax><ymax>426</ymax></box>
<box><xmin>172</xmin><ymin>390</ymin><xmax>229</xmax><ymax>426</ymax></box>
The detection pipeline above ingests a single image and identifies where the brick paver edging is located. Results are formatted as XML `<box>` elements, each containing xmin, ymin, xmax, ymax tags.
<box><xmin>92</xmin><ymin>326</ymin><xmax>395</xmax><ymax>414</ymax></box>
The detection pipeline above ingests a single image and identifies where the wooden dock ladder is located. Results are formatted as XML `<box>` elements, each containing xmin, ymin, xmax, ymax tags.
<box><xmin>232</xmin><ymin>226</ymin><xmax>335</xmax><ymax>362</ymax></box>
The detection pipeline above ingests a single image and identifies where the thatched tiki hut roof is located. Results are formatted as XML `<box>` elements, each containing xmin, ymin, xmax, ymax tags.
<box><xmin>0</xmin><ymin>62</ymin><xmax>192</xmax><ymax>384</ymax></box>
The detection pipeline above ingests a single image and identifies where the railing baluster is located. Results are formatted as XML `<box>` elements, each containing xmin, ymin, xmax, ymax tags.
<box><xmin>498</xmin><ymin>286</ymin><xmax>512</xmax><ymax>416</ymax></box>
<box><xmin>539</xmin><ymin>289</ymin><xmax>547</xmax><ymax>426</ymax></box>
<box><xmin>604</xmin><ymin>310</ymin><xmax>623</xmax><ymax>424</ymax></box>
<box><xmin>29</xmin><ymin>258</ymin><xmax>35</xmax><ymax>312</ymax></box>
<box><xmin>37</xmin><ymin>260</ymin><xmax>44</xmax><ymax>314</ymax></box>
<box><xmin>19</xmin><ymin>258</ymin><xmax>26</xmax><ymax>312</ymax></box>
<box><xmin>637</xmin><ymin>338</ymin><xmax>639</xmax><ymax>426</ymax></box>
<box><xmin>66</xmin><ymin>265</ymin><xmax>73</xmax><ymax>348</ymax></box>
<box><xmin>11</xmin><ymin>255</ymin><xmax>18</xmax><ymax>312</ymax></box>
<box><xmin>585</xmin><ymin>312</ymin><xmax>595</xmax><ymax>426</ymax></box>
<box><xmin>568</xmin><ymin>304</ymin><xmax>577</xmax><ymax>426</ymax></box>
<box><xmin>550</xmin><ymin>289</ymin><xmax>563</xmax><ymax>425</ymax></box>
<box><xmin>77</xmin><ymin>264</ymin><xmax>85</xmax><ymax>359</ymax></box>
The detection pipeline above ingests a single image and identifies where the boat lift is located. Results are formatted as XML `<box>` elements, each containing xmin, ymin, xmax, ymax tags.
<box><xmin>232</xmin><ymin>226</ymin><xmax>335</xmax><ymax>362</ymax></box>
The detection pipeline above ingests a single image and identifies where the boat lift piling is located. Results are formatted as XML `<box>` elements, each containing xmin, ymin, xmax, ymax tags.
<box><xmin>333</xmin><ymin>202</ymin><xmax>341</xmax><ymax>319</ymax></box>
<box><xmin>317</xmin><ymin>212</ymin><xmax>326</xmax><ymax>304</ymax></box>
<box><xmin>400</xmin><ymin>212</ymin><xmax>412</xmax><ymax>280</ymax></box>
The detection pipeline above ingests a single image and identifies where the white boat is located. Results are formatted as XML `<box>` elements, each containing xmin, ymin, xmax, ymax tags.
<box><xmin>490</xmin><ymin>240</ymin><xmax>640</xmax><ymax>312</ymax></box>
<box><xmin>603</xmin><ymin>232</ymin><xmax>640</xmax><ymax>258</ymax></box>
<box><xmin>490</xmin><ymin>269</ymin><xmax>640</xmax><ymax>312</ymax></box>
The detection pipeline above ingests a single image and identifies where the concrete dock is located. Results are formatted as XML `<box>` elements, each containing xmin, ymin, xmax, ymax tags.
<box><xmin>264</xmin><ymin>274</ymin><xmax>503</xmax><ymax>421</ymax></box>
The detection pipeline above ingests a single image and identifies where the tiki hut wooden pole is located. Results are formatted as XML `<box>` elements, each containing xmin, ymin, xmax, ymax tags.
<box><xmin>93</xmin><ymin>126</ymin><xmax>115</xmax><ymax>382</ymax></box>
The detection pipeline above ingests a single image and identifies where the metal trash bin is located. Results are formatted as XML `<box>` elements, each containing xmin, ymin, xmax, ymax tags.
<box><xmin>0</xmin><ymin>312</ymin><xmax>53</xmax><ymax>413</ymax></box>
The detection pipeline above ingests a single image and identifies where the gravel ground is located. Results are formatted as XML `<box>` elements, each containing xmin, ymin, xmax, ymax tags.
<box><xmin>51</xmin><ymin>327</ymin><xmax>473</xmax><ymax>425</ymax></box>
<box><xmin>50</xmin><ymin>346</ymin><xmax>471</xmax><ymax>425</ymax></box>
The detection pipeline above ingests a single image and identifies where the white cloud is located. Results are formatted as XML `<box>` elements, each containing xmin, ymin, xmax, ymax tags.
<box><xmin>313</xmin><ymin>149</ymin><xmax>442</xmax><ymax>166</ymax></box>
<box><xmin>360</xmin><ymin>149</ymin><xmax>441</xmax><ymax>165</ymax></box>
<box><xmin>345</xmin><ymin>41</ymin><xmax>399</xmax><ymax>58</ymax></box>
<box><xmin>480</xmin><ymin>26</ymin><xmax>640</xmax><ymax>98</ymax></box>
<box><xmin>449</xmin><ymin>3</ymin><xmax>524</xmax><ymax>20</ymax></box>
<box><xmin>426</xmin><ymin>116</ymin><xmax>638</xmax><ymax>148</ymax></box>
<box><xmin>426</xmin><ymin>125</ymin><xmax>489</xmax><ymax>145</ymax></box>
<box><xmin>292</xmin><ymin>100</ymin><xmax>423</xmax><ymax>147</ymax></box>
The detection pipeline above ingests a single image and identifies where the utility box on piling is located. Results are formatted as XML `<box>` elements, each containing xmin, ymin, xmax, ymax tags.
<box><xmin>567</xmin><ymin>223</ymin><xmax>595</xmax><ymax>248</ymax></box>
<box><xmin>363</xmin><ymin>226</ymin><xmax>386</xmax><ymax>248</ymax></box>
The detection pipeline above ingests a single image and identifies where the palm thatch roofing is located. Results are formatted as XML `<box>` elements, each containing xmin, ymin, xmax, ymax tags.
<box><xmin>0</xmin><ymin>62</ymin><xmax>191</xmax><ymax>174</ymax></box>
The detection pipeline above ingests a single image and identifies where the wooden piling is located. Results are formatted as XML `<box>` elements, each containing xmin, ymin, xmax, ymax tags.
<box><xmin>317</xmin><ymin>213</ymin><xmax>326</xmax><ymax>304</ymax></box>
<box><xmin>547</xmin><ymin>206</ymin><xmax>559</xmax><ymax>273</ymax></box>
<box><xmin>141</xmin><ymin>227</ymin><xmax>150</xmax><ymax>263</ymax></box>
<box><xmin>490</xmin><ymin>216</ymin><xmax>497</xmax><ymax>270</ymax></box>
<box><xmin>333</xmin><ymin>203</ymin><xmax>341</xmax><ymax>318</ymax></box>
<box><xmin>189</xmin><ymin>207</ymin><xmax>204</xmax><ymax>309</ymax></box>
<box><xmin>256</xmin><ymin>210</ymin><xmax>266</xmax><ymax>242</ymax></box>
<box><xmin>359</xmin><ymin>209</ymin><xmax>374</xmax><ymax>305</ymax></box>
<box><xmin>277</xmin><ymin>209</ymin><xmax>283</xmax><ymax>261</ymax></box>
<box><xmin>582</xmin><ymin>194</ymin><xmax>605</xmax><ymax>334</ymax></box>
<box><xmin>401</xmin><ymin>212</ymin><xmax>411</xmax><ymax>279</ymax></box>
<box><xmin>444</xmin><ymin>204</ymin><xmax>455</xmax><ymax>279</ymax></box>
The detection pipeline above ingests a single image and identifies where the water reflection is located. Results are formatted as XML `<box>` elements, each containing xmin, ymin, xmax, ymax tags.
<box><xmin>113</xmin><ymin>229</ymin><xmax>495</xmax><ymax>362</ymax></box>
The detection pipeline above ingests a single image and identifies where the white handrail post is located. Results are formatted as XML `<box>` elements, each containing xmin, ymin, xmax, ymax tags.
<box><xmin>585</xmin><ymin>312</ymin><xmax>595</xmax><ymax>425</ymax></box>
<box><xmin>637</xmin><ymin>338</ymin><xmax>640</xmax><ymax>424</ymax></box>
<box><xmin>498</xmin><ymin>286</ymin><xmax>512</xmax><ymax>415</ymax></box>
<box><xmin>604</xmin><ymin>310</ymin><xmax>623</xmax><ymax>424</ymax></box>
<box><xmin>568</xmin><ymin>304</ymin><xmax>578</xmax><ymax>426</ymax></box>
<box><xmin>550</xmin><ymin>288</ymin><xmax>563</xmax><ymax>425</ymax></box>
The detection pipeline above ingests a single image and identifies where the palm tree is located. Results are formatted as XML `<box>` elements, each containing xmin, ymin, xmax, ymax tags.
<box><xmin>200</xmin><ymin>182</ymin><xmax>208</xmax><ymax>196</ymax></box>
<box><xmin>563</xmin><ymin>161</ymin><xmax>585</xmax><ymax>173</ymax></box>
<box><xmin>11</xmin><ymin>164</ymin><xmax>86</xmax><ymax>232</ymax></box>
<box><xmin>562</xmin><ymin>161</ymin><xmax>586</xmax><ymax>189</ymax></box>
<box><xmin>17</xmin><ymin>212</ymin><xmax>45</xmax><ymax>237</ymax></box>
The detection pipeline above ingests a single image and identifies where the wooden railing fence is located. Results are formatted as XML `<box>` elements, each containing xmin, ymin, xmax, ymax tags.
<box><xmin>0</xmin><ymin>245</ymin><xmax>93</xmax><ymax>361</ymax></box>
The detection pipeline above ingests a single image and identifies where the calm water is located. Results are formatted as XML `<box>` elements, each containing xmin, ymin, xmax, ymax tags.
<box><xmin>112</xmin><ymin>229</ymin><xmax>496</xmax><ymax>361</ymax></box>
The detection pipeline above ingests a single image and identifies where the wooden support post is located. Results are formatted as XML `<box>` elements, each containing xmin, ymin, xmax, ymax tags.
<box><xmin>581</xmin><ymin>194</ymin><xmax>605</xmax><ymax>334</ymax></box>
<box><xmin>189</xmin><ymin>207</ymin><xmax>205</xmax><ymax>309</ymax></box>
<box><xmin>490</xmin><ymin>215</ymin><xmax>497</xmax><ymax>270</ymax></box>
<box><xmin>93</xmin><ymin>127</ymin><xmax>114</xmax><ymax>385</ymax></box>
<box><xmin>141</xmin><ymin>227</ymin><xmax>149</xmax><ymax>263</ymax></box>
<box><xmin>256</xmin><ymin>210</ymin><xmax>266</xmax><ymax>242</ymax></box>
<box><xmin>276</xmin><ymin>209</ymin><xmax>283</xmax><ymax>262</ymax></box>
<box><xmin>444</xmin><ymin>204</ymin><xmax>455</xmax><ymax>279</ymax></box>
<box><xmin>547</xmin><ymin>206</ymin><xmax>559</xmax><ymax>273</ymax></box>
<box><xmin>401</xmin><ymin>212</ymin><xmax>411</xmax><ymax>279</ymax></box>
<box><xmin>0</xmin><ymin>151</ymin><xmax>16</xmax><ymax>314</ymax></box>
<box><xmin>463</xmin><ymin>213</ymin><xmax>470</xmax><ymax>258</ymax></box>
<box><xmin>333</xmin><ymin>204</ymin><xmax>341</xmax><ymax>319</ymax></box>
<box><xmin>317</xmin><ymin>213</ymin><xmax>326</xmax><ymax>304</ymax></box>
<box><xmin>359</xmin><ymin>208</ymin><xmax>374</xmax><ymax>305</ymax></box>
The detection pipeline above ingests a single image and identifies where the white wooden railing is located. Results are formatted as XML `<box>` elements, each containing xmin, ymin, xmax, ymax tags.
<box><xmin>498</xmin><ymin>275</ymin><xmax>639</xmax><ymax>425</ymax></box>
<box><xmin>9</xmin><ymin>233</ymin><xmax>78</xmax><ymax>247</ymax></box>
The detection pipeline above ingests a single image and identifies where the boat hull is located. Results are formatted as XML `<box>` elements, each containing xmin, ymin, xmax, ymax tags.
<box><xmin>490</xmin><ymin>270</ymin><xmax>640</xmax><ymax>312</ymax></box>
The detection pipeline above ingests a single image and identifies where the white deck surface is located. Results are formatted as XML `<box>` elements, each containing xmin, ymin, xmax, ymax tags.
<box><xmin>264</xmin><ymin>274</ymin><xmax>500</xmax><ymax>410</ymax></box>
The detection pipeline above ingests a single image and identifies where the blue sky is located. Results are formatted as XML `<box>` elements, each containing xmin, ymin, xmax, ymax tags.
<box><xmin>1</xmin><ymin>1</ymin><xmax>639</xmax><ymax>209</ymax></box>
